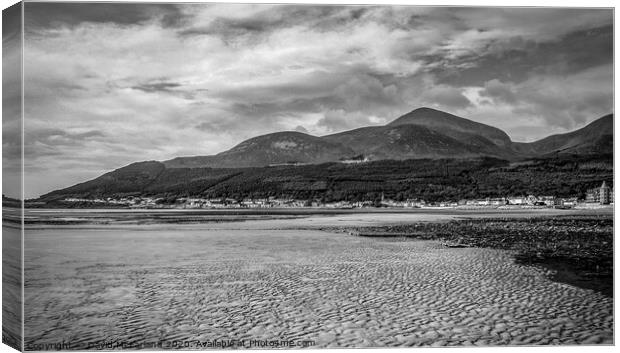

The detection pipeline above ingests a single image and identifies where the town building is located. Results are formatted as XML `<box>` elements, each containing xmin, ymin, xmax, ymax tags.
<box><xmin>586</xmin><ymin>181</ymin><xmax>613</xmax><ymax>205</ymax></box>
<box><xmin>538</xmin><ymin>196</ymin><xmax>556</xmax><ymax>207</ymax></box>
<box><xmin>507</xmin><ymin>197</ymin><xmax>525</xmax><ymax>205</ymax></box>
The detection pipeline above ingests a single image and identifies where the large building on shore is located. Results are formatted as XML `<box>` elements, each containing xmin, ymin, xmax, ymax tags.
<box><xmin>586</xmin><ymin>181</ymin><xmax>613</xmax><ymax>205</ymax></box>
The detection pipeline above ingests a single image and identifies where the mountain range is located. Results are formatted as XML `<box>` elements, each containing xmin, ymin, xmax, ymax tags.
<box><xmin>39</xmin><ymin>107</ymin><xmax>613</xmax><ymax>201</ymax></box>
<box><xmin>163</xmin><ymin>107</ymin><xmax>612</xmax><ymax>169</ymax></box>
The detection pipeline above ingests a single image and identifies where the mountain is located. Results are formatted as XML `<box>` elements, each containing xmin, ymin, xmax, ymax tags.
<box><xmin>512</xmin><ymin>114</ymin><xmax>613</xmax><ymax>156</ymax></box>
<box><xmin>166</xmin><ymin>107</ymin><xmax>522</xmax><ymax>168</ymax></box>
<box><xmin>165</xmin><ymin>131</ymin><xmax>356</xmax><ymax>168</ymax></box>
<box><xmin>39</xmin><ymin>108</ymin><xmax>613</xmax><ymax>201</ymax></box>
<box><xmin>323</xmin><ymin>124</ymin><xmax>510</xmax><ymax>160</ymax></box>
<box><xmin>388</xmin><ymin>107</ymin><xmax>513</xmax><ymax>147</ymax></box>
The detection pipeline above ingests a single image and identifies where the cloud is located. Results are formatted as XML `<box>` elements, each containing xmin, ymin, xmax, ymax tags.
<box><xmin>480</xmin><ymin>79</ymin><xmax>517</xmax><ymax>104</ymax></box>
<box><xmin>467</xmin><ymin>64</ymin><xmax>613</xmax><ymax>140</ymax></box>
<box><xmin>24</xmin><ymin>3</ymin><xmax>185</xmax><ymax>30</ymax></box>
<box><xmin>294</xmin><ymin>125</ymin><xmax>309</xmax><ymax>134</ymax></box>
<box><xmin>25</xmin><ymin>128</ymin><xmax>105</xmax><ymax>149</ymax></box>
<box><xmin>131</xmin><ymin>82</ymin><xmax>181</xmax><ymax>93</ymax></box>
<box><xmin>2</xmin><ymin>2</ymin><xmax>23</xmax><ymax>198</ymax></box>
<box><xmin>17</xmin><ymin>3</ymin><xmax>613</xmax><ymax>198</ymax></box>
<box><xmin>429</xmin><ymin>24</ymin><xmax>613</xmax><ymax>87</ymax></box>
<box><xmin>420</xmin><ymin>85</ymin><xmax>472</xmax><ymax>109</ymax></box>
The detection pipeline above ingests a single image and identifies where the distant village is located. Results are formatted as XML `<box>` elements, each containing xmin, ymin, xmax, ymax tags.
<box><xmin>61</xmin><ymin>182</ymin><xmax>614</xmax><ymax>210</ymax></box>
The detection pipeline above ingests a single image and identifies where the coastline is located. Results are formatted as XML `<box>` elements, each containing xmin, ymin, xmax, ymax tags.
<box><xmin>20</xmin><ymin>212</ymin><xmax>614</xmax><ymax>347</ymax></box>
<box><xmin>336</xmin><ymin>215</ymin><xmax>613</xmax><ymax>298</ymax></box>
<box><xmin>4</xmin><ymin>205</ymin><xmax>612</xmax><ymax>226</ymax></box>
<box><xmin>10</xmin><ymin>208</ymin><xmax>613</xmax><ymax>297</ymax></box>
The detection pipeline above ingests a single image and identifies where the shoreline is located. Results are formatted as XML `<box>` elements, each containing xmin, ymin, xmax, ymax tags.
<box><xmin>336</xmin><ymin>215</ymin><xmax>613</xmax><ymax>298</ymax></box>
<box><xmin>8</xmin><ymin>208</ymin><xmax>613</xmax><ymax>297</ymax></box>
<box><xmin>14</xmin><ymin>205</ymin><xmax>615</xmax><ymax>213</ymax></box>
<box><xmin>3</xmin><ymin>206</ymin><xmax>612</xmax><ymax>227</ymax></box>
<box><xmin>21</xmin><ymin>215</ymin><xmax>613</xmax><ymax>347</ymax></box>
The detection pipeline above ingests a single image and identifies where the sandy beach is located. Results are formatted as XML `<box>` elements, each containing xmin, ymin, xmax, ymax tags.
<box><xmin>2</xmin><ymin>225</ymin><xmax>22</xmax><ymax>350</ymax></box>
<box><xmin>20</xmin><ymin>211</ymin><xmax>613</xmax><ymax>349</ymax></box>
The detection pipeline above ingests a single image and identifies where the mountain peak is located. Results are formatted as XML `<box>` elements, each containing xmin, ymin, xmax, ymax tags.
<box><xmin>409</xmin><ymin>107</ymin><xmax>444</xmax><ymax>114</ymax></box>
<box><xmin>388</xmin><ymin>107</ymin><xmax>512</xmax><ymax>147</ymax></box>
<box><xmin>225</xmin><ymin>130</ymin><xmax>331</xmax><ymax>154</ymax></box>
<box><xmin>389</xmin><ymin>107</ymin><xmax>461</xmax><ymax>123</ymax></box>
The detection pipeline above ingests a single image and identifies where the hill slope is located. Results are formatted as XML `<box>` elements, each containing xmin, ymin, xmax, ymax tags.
<box><xmin>512</xmin><ymin>114</ymin><xmax>613</xmax><ymax>156</ymax></box>
<box><xmin>323</xmin><ymin>124</ymin><xmax>509</xmax><ymax>159</ymax></box>
<box><xmin>44</xmin><ymin>161</ymin><xmax>165</xmax><ymax>199</ymax></box>
<box><xmin>165</xmin><ymin>131</ymin><xmax>356</xmax><ymax>168</ymax></box>
<box><xmin>388</xmin><ymin>107</ymin><xmax>513</xmax><ymax>147</ymax></box>
<box><xmin>39</xmin><ymin>154</ymin><xmax>613</xmax><ymax>203</ymax></box>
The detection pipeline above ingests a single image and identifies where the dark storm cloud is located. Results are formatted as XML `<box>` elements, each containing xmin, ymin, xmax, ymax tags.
<box><xmin>129</xmin><ymin>81</ymin><xmax>204</xmax><ymax>100</ymax></box>
<box><xmin>131</xmin><ymin>82</ymin><xmax>182</xmax><ymax>93</ymax></box>
<box><xmin>430</xmin><ymin>24</ymin><xmax>613</xmax><ymax>87</ymax></box>
<box><xmin>202</xmin><ymin>67</ymin><xmax>410</xmax><ymax>134</ymax></box>
<box><xmin>178</xmin><ymin>5</ymin><xmax>362</xmax><ymax>39</ymax></box>
<box><xmin>24</xmin><ymin>2</ymin><xmax>184</xmax><ymax>30</ymax></box>
<box><xmin>213</xmin><ymin>64</ymin><xmax>407</xmax><ymax>115</ymax></box>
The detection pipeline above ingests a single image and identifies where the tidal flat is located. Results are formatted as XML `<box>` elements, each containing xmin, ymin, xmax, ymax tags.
<box><xmin>22</xmin><ymin>210</ymin><xmax>613</xmax><ymax>349</ymax></box>
<box><xmin>2</xmin><ymin>224</ymin><xmax>22</xmax><ymax>351</ymax></box>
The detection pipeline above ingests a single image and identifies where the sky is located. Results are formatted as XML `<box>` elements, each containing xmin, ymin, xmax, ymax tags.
<box><xmin>2</xmin><ymin>3</ymin><xmax>614</xmax><ymax>198</ymax></box>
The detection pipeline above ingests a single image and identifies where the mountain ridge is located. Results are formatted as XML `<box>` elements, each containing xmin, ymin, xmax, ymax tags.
<box><xmin>41</xmin><ymin>107</ymin><xmax>613</xmax><ymax>200</ymax></box>
<box><xmin>164</xmin><ymin>107</ymin><xmax>612</xmax><ymax>168</ymax></box>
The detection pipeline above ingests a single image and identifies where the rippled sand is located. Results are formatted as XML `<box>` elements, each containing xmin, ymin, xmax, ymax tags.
<box><xmin>24</xmin><ymin>215</ymin><xmax>613</xmax><ymax>349</ymax></box>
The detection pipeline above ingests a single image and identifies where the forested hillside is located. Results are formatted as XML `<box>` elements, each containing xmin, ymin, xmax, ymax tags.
<box><xmin>40</xmin><ymin>154</ymin><xmax>612</xmax><ymax>204</ymax></box>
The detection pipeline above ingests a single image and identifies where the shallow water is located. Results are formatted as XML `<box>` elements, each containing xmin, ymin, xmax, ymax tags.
<box><xmin>23</xmin><ymin>214</ymin><xmax>614</xmax><ymax>349</ymax></box>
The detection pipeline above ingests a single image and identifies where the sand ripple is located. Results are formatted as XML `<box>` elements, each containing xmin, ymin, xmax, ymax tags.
<box><xmin>24</xmin><ymin>225</ymin><xmax>613</xmax><ymax>349</ymax></box>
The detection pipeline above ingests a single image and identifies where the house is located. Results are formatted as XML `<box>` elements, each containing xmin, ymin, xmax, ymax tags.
<box><xmin>586</xmin><ymin>181</ymin><xmax>613</xmax><ymax>205</ymax></box>
<box><xmin>404</xmin><ymin>199</ymin><xmax>425</xmax><ymax>208</ymax></box>
<box><xmin>507</xmin><ymin>197</ymin><xmax>525</xmax><ymax>205</ymax></box>
<box><xmin>489</xmin><ymin>198</ymin><xmax>508</xmax><ymax>206</ymax></box>
<box><xmin>538</xmin><ymin>196</ymin><xmax>555</xmax><ymax>207</ymax></box>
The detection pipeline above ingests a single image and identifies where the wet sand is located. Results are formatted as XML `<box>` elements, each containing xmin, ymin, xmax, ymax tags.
<box><xmin>20</xmin><ymin>207</ymin><xmax>606</xmax><ymax>226</ymax></box>
<box><xmin>2</xmin><ymin>225</ymin><xmax>22</xmax><ymax>350</ymax></box>
<box><xmin>23</xmin><ymin>213</ymin><xmax>613</xmax><ymax>349</ymax></box>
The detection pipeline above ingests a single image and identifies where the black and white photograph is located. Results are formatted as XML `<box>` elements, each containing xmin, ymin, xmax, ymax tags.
<box><xmin>1</xmin><ymin>0</ymin><xmax>615</xmax><ymax>350</ymax></box>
